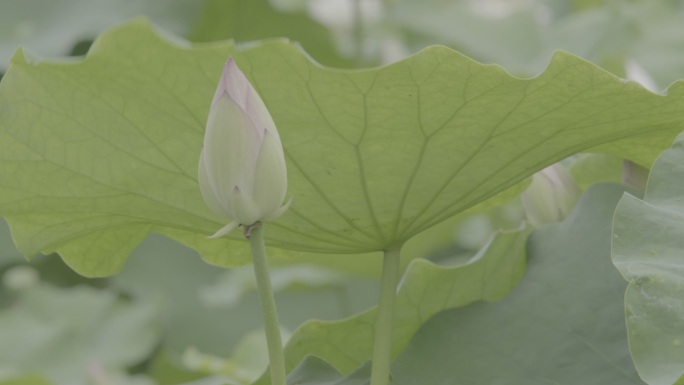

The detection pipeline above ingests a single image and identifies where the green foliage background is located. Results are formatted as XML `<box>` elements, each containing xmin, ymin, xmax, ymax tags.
<box><xmin>1</xmin><ymin>0</ymin><xmax>683</xmax><ymax>384</ymax></box>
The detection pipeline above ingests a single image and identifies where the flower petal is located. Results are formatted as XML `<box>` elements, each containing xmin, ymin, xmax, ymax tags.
<box><xmin>220</xmin><ymin>58</ymin><xmax>277</xmax><ymax>142</ymax></box>
<box><xmin>214</xmin><ymin>58</ymin><xmax>249</xmax><ymax>109</ymax></box>
<box><xmin>252</xmin><ymin>129</ymin><xmax>288</xmax><ymax>216</ymax></box>
<box><xmin>202</xmin><ymin>93</ymin><xmax>261</xmax><ymax>202</ymax></box>
<box><xmin>228</xmin><ymin>186</ymin><xmax>261</xmax><ymax>226</ymax></box>
<box><xmin>198</xmin><ymin>153</ymin><xmax>232</xmax><ymax>219</ymax></box>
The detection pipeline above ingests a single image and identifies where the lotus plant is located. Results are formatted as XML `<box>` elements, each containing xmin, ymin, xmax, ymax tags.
<box><xmin>199</xmin><ymin>57</ymin><xmax>289</xmax><ymax>385</ymax></box>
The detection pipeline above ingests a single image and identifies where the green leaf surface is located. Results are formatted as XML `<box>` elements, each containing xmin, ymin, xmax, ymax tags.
<box><xmin>612</xmin><ymin>134</ymin><xmax>684</xmax><ymax>385</ymax></box>
<box><xmin>1</xmin><ymin>20</ymin><xmax>684</xmax><ymax>275</ymax></box>
<box><xmin>253</xmin><ymin>225</ymin><xmax>528</xmax><ymax>383</ymax></box>
<box><xmin>0</xmin><ymin>284</ymin><xmax>161</xmax><ymax>385</ymax></box>
<box><xmin>391</xmin><ymin>183</ymin><xmax>643</xmax><ymax>385</ymax></box>
<box><xmin>570</xmin><ymin>153</ymin><xmax>623</xmax><ymax>189</ymax></box>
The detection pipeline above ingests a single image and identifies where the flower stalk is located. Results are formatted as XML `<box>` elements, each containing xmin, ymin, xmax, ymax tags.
<box><xmin>247</xmin><ymin>223</ymin><xmax>287</xmax><ymax>385</ymax></box>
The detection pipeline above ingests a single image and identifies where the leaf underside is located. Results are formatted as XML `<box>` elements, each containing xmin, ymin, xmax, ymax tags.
<box><xmin>1</xmin><ymin>19</ymin><xmax>684</xmax><ymax>275</ymax></box>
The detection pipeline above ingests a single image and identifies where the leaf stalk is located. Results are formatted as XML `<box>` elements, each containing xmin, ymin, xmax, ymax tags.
<box><xmin>370</xmin><ymin>246</ymin><xmax>402</xmax><ymax>385</ymax></box>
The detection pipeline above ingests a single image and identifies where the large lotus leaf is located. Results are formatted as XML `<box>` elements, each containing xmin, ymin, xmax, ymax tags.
<box><xmin>253</xmin><ymin>224</ymin><xmax>528</xmax><ymax>383</ymax></box>
<box><xmin>1</xmin><ymin>20</ymin><xmax>684</xmax><ymax>276</ymax></box>
<box><xmin>390</xmin><ymin>183</ymin><xmax>643</xmax><ymax>385</ymax></box>
<box><xmin>612</xmin><ymin>133</ymin><xmax>684</xmax><ymax>385</ymax></box>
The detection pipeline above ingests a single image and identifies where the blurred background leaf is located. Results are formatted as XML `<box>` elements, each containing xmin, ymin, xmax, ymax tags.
<box><xmin>613</xmin><ymin>133</ymin><xmax>684</xmax><ymax>385</ymax></box>
<box><xmin>0</xmin><ymin>0</ymin><xmax>206</xmax><ymax>71</ymax></box>
<box><xmin>0</xmin><ymin>283</ymin><xmax>161</xmax><ymax>385</ymax></box>
<box><xmin>285</xmin><ymin>356</ymin><xmax>371</xmax><ymax>385</ymax></box>
<box><xmin>386</xmin><ymin>0</ymin><xmax>684</xmax><ymax>89</ymax></box>
<box><xmin>390</xmin><ymin>184</ymin><xmax>644</xmax><ymax>384</ymax></box>
<box><xmin>188</xmin><ymin>0</ymin><xmax>356</xmax><ymax>67</ymax></box>
<box><xmin>254</xmin><ymin>225</ymin><xmax>529</xmax><ymax>383</ymax></box>
<box><xmin>112</xmin><ymin>234</ymin><xmax>378</xmax><ymax>358</ymax></box>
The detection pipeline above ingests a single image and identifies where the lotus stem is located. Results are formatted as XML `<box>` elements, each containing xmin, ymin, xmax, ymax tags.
<box><xmin>247</xmin><ymin>223</ymin><xmax>287</xmax><ymax>385</ymax></box>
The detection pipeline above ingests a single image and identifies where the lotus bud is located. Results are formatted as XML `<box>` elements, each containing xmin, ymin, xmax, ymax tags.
<box><xmin>521</xmin><ymin>164</ymin><xmax>581</xmax><ymax>227</ymax></box>
<box><xmin>199</xmin><ymin>58</ymin><xmax>290</xmax><ymax>238</ymax></box>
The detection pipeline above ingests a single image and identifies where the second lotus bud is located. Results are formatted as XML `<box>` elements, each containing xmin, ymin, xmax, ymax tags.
<box><xmin>521</xmin><ymin>164</ymin><xmax>581</xmax><ymax>227</ymax></box>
